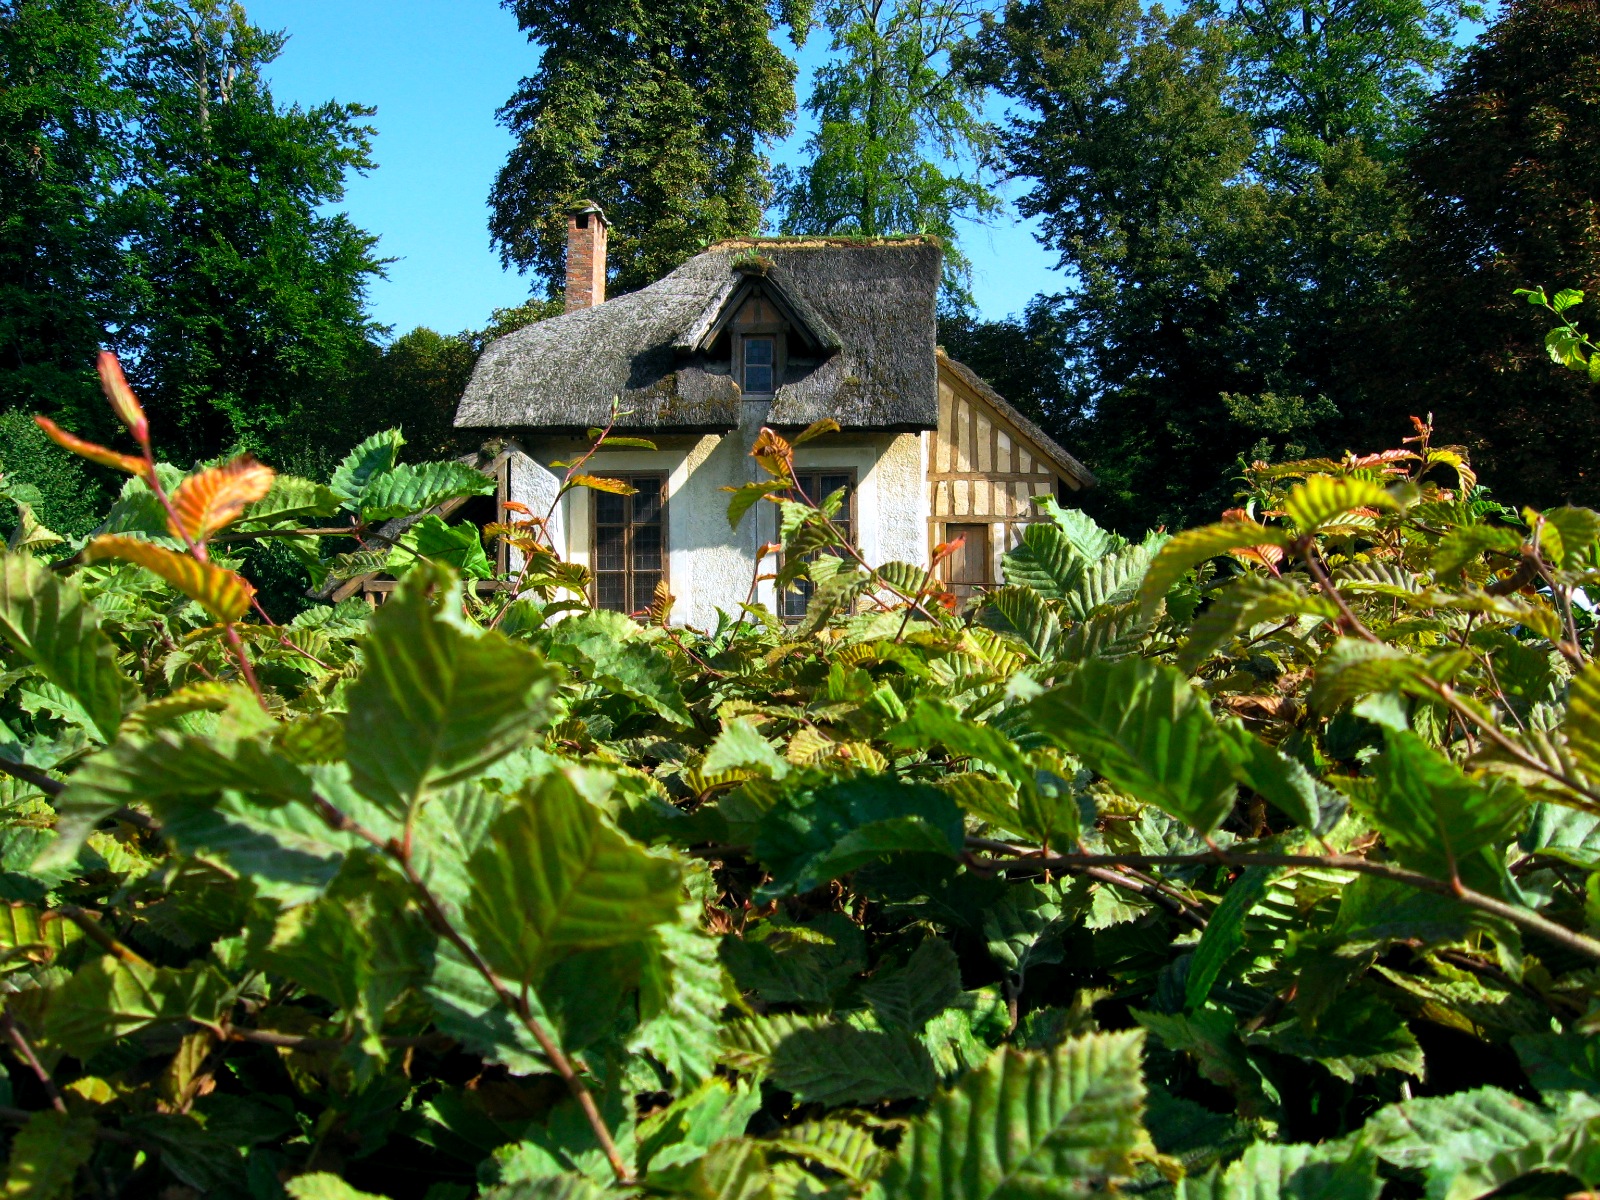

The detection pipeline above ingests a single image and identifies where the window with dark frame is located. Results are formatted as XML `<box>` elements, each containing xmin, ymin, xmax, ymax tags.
<box><xmin>593</xmin><ymin>474</ymin><xmax>666</xmax><ymax>615</ymax></box>
<box><xmin>940</xmin><ymin>522</ymin><xmax>991</xmax><ymax>602</ymax></box>
<box><xmin>781</xmin><ymin>470</ymin><xmax>855</xmax><ymax>622</ymax></box>
<box><xmin>742</xmin><ymin>336</ymin><xmax>775</xmax><ymax>393</ymax></box>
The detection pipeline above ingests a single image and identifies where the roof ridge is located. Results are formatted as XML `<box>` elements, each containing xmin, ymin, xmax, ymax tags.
<box><xmin>705</xmin><ymin>234</ymin><xmax>943</xmax><ymax>252</ymax></box>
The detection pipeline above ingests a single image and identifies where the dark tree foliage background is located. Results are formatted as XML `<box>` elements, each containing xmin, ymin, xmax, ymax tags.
<box><xmin>488</xmin><ymin>0</ymin><xmax>805</xmax><ymax>296</ymax></box>
<box><xmin>0</xmin><ymin>0</ymin><xmax>128</xmax><ymax>445</ymax></box>
<box><xmin>1359</xmin><ymin>0</ymin><xmax>1600</xmax><ymax>509</ymax></box>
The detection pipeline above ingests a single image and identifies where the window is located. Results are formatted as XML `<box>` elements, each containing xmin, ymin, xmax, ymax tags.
<box><xmin>781</xmin><ymin>470</ymin><xmax>855</xmax><ymax>622</ymax></box>
<box><xmin>594</xmin><ymin>474</ymin><xmax>666</xmax><ymax>614</ymax></box>
<box><xmin>940</xmin><ymin>523</ymin><xmax>991</xmax><ymax>602</ymax></box>
<box><xmin>743</xmin><ymin>336</ymin><xmax>775</xmax><ymax>393</ymax></box>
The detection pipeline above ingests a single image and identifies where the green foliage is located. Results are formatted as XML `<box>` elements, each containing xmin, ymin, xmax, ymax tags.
<box><xmin>961</xmin><ymin>0</ymin><xmax>1476</xmax><ymax>531</ymax></box>
<box><xmin>775</xmin><ymin>0</ymin><xmax>999</xmax><ymax>303</ymax></box>
<box><xmin>3</xmin><ymin>376</ymin><xmax>1600</xmax><ymax>1200</ymax></box>
<box><xmin>488</xmin><ymin>0</ymin><xmax>800</xmax><ymax>294</ymax></box>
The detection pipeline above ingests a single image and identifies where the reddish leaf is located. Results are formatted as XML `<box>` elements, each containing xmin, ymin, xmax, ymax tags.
<box><xmin>85</xmin><ymin>536</ymin><xmax>255</xmax><ymax>622</ymax></box>
<box><xmin>169</xmin><ymin>457</ymin><xmax>276</xmax><ymax>543</ymax></box>
<box><xmin>96</xmin><ymin>351</ymin><xmax>148</xmax><ymax>443</ymax></box>
<box><xmin>34</xmin><ymin>416</ymin><xmax>145</xmax><ymax>475</ymax></box>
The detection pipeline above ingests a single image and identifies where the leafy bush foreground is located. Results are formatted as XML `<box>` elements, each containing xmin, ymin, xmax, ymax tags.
<box><xmin>0</xmin><ymin>354</ymin><xmax>1598</xmax><ymax>1199</ymax></box>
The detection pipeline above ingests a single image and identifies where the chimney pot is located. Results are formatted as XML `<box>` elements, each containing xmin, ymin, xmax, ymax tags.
<box><xmin>565</xmin><ymin>201</ymin><xmax>608</xmax><ymax>312</ymax></box>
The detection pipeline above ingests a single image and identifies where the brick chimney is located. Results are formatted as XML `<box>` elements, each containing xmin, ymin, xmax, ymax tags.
<box><xmin>564</xmin><ymin>201</ymin><xmax>608</xmax><ymax>312</ymax></box>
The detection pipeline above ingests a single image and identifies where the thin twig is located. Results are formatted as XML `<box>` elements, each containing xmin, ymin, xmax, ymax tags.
<box><xmin>307</xmin><ymin>792</ymin><xmax>634</xmax><ymax>1184</ymax></box>
<box><xmin>0</xmin><ymin>758</ymin><xmax>64</xmax><ymax>797</ymax></box>
<box><xmin>968</xmin><ymin>838</ymin><xmax>1600</xmax><ymax>965</ymax></box>
<box><xmin>0</xmin><ymin>1013</ymin><xmax>65</xmax><ymax>1113</ymax></box>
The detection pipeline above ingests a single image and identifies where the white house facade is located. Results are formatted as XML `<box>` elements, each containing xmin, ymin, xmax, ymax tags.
<box><xmin>443</xmin><ymin>206</ymin><xmax>1094</xmax><ymax>628</ymax></box>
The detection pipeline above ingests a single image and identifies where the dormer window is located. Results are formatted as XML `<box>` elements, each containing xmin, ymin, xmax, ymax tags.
<box><xmin>743</xmin><ymin>336</ymin><xmax>775</xmax><ymax>393</ymax></box>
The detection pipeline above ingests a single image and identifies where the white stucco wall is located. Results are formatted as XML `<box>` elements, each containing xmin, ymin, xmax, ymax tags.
<box><xmin>511</xmin><ymin>419</ymin><xmax>932</xmax><ymax>628</ymax></box>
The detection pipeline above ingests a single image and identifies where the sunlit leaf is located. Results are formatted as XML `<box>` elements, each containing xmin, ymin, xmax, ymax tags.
<box><xmin>85</xmin><ymin>535</ymin><xmax>254</xmax><ymax>622</ymax></box>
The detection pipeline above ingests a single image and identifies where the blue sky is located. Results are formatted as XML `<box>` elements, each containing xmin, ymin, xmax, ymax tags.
<box><xmin>248</xmin><ymin>0</ymin><xmax>1066</xmax><ymax>340</ymax></box>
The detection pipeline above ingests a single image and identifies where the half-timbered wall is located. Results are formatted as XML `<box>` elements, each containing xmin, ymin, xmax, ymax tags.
<box><xmin>929</xmin><ymin>361</ymin><xmax>1083</xmax><ymax>584</ymax></box>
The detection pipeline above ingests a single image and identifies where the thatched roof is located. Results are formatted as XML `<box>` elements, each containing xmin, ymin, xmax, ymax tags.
<box><xmin>938</xmin><ymin>351</ymin><xmax>1097</xmax><ymax>490</ymax></box>
<box><xmin>455</xmin><ymin>237</ymin><xmax>942</xmax><ymax>433</ymax></box>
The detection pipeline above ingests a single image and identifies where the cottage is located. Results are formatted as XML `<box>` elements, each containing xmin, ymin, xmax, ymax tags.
<box><xmin>450</xmin><ymin>204</ymin><xmax>1093</xmax><ymax>627</ymax></box>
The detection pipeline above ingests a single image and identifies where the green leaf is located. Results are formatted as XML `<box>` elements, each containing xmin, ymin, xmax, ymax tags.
<box><xmin>44</xmin><ymin>953</ymin><xmax>231</xmax><ymax>1060</ymax></box>
<box><xmin>0</xmin><ymin>553</ymin><xmax>126</xmax><ymax>742</ymax></box>
<box><xmin>636</xmin><ymin>1077</ymin><xmax>763</xmax><ymax>1173</ymax></box>
<box><xmin>754</xmin><ymin>778</ymin><xmax>965</xmax><ymax>896</ymax></box>
<box><xmin>1061</xmin><ymin>541</ymin><xmax>1158</xmax><ymax>621</ymax></box>
<box><xmin>888</xmin><ymin>697</ymin><xmax>1069</xmax><ymax>844</ymax></box>
<box><xmin>1358</xmin><ymin>1087</ymin><xmax>1599</xmax><ymax>1200</ymax></box>
<box><xmin>285</xmin><ymin>1174</ymin><xmax>392</xmax><ymax>1200</ymax></box>
<box><xmin>1309</xmin><ymin>639</ymin><xmax>1429</xmax><ymax>713</ymax></box>
<box><xmin>40</xmin><ymin>731</ymin><xmax>317</xmax><ymax>868</ymax></box>
<box><xmin>772</xmin><ymin>1023</ymin><xmax>939</xmax><ymax>1107</ymax></box>
<box><xmin>239</xmin><ymin>475</ymin><xmax>342</xmax><ymax>526</ymax></box>
<box><xmin>1513</xmin><ymin>1031</ymin><xmax>1600</xmax><ymax>1098</ymax></box>
<box><xmin>980</xmin><ymin>585</ymin><xmax>1062</xmax><ymax>660</ymax></box>
<box><xmin>984</xmin><ymin>878</ymin><xmax>1082</xmax><ymax>979</ymax></box>
<box><xmin>547</xmin><ymin>610</ymin><xmax>692</xmax><ymax>726</ymax></box>
<box><xmin>1553</xmin><ymin>287</ymin><xmax>1585</xmax><ymax>313</ymax></box>
<box><xmin>723</xmin><ymin>481</ymin><xmax>788</xmax><ymax>529</ymax></box>
<box><xmin>702</xmin><ymin>718</ymin><xmax>788</xmax><ymax>781</ymax></box>
<box><xmin>880</xmin><ymin>1031</ymin><xmax>1147</xmax><ymax>1200</ymax></box>
<box><xmin>1537</xmin><ymin>505</ymin><xmax>1600</xmax><ymax>568</ymax></box>
<box><xmin>1031</xmin><ymin>658</ymin><xmax>1238</xmax><ymax>835</ymax></box>
<box><xmin>861</xmin><ymin>939</ymin><xmax>964</xmax><ymax>1032</ymax></box>
<box><xmin>1186</xmin><ymin>868</ymin><xmax>1275</xmax><ymax>1011</ymax></box>
<box><xmin>1329</xmin><ymin>875</ymin><xmax>1499</xmax><ymax>951</ymax></box>
<box><xmin>1358</xmin><ymin>729</ymin><xmax>1528</xmax><ymax>891</ymax></box>
<box><xmin>1002</xmin><ymin>522</ymin><xmax>1086</xmax><ymax>601</ymax></box>
<box><xmin>462</xmin><ymin>771</ymin><xmax>683</xmax><ymax>985</ymax></box>
<box><xmin>719</xmin><ymin>913</ymin><xmax>867</xmax><ymax>1008</ymax></box>
<box><xmin>330</xmin><ymin>429</ymin><xmax>404</xmax><ymax>505</ymax></box>
<box><xmin>1140</xmin><ymin>521</ymin><xmax>1290</xmax><ymax>617</ymax></box>
<box><xmin>1283</xmin><ymin>476</ymin><xmax>1398</xmax><ymax>533</ymax></box>
<box><xmin>1179</xmin><ymin>578</ymin><xmax>1336</xmax><ymax>674</ymax></box>
<box><xmin>1247</xmin><ymin>992</ymin><xmax>1423</xmax><ymax>1081</ymax></box>
<box><xmin>360</xmin><ymin>461</ymin><xmax>496</xmax><ymax>521</ymax></box>
<box><xmin>1</xmin><ymin>1109</ymin><xmax>98</xmax><ymax>1200</ymax></box>
<box><xmin>1215</xmin><ymin>724</ymin><xmax>1322</xmax><ymax>830</ymax></box>
<box><xmin>1035</xmin><ymin>498</ymin><xmax>1120</xmax><ymax>561</ymax></box>
<box><xmin>633</xmin><ymin>919</ymin><xmax>726</xmax><ymax>1086</ymax></box>
<box><xmin>1135</xmin><ymin>1008</ymin><xmax>1274</xmax><ymax>1118</ymax></box>
<box><xmin>391</xmin><ymin>514</ymin><xmax>493</xmax><ymax>579</ymax></box>
<box><xmin>346</xmin><ymin>563</ymin><xmax>559</xmax><ymax>817</ymax></box>
<box><xmin>1177</xmin><ymin>1141</ymin><xmax>1381</xmax><ymax>1200</ymax></box>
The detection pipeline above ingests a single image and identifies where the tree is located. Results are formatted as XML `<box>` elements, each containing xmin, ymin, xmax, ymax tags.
<box><xmin>116</xmin><ymin>0</ymin><xmax>385</xmax><ymax>473</ymax></box>
<box><xmin>965</xmin><ymin>0</ymin><xmax>1470</xmax><ymax>532</ymax></box>
<box><xmin>490</xmin><ymin>0</ymin><xmax>801</xmax><ymax>297</ymax></box>
<box><xmin>1362</xmin><ymin>0</ymin><xmax>1600</xmax><ymax>507</ymax></box>
<box><xmin>0</xmin><ymin>0</ymin><xmax>128</xmax><ymax>442</ymax></box>
<box><xmin>776</xmin><ymin>0</ymin><xmax>999</xmax><ymax>303</ymax></box>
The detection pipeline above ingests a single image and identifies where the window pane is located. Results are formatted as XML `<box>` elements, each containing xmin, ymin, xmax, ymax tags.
<box><xmin>633</xmin><ymin>572</ymin><xmax>661</xmax><ymax>615</ymax></box>
<box><xmin>595</xmin><ymin>524</ymin><xmax>625</xmax><ymax>572</ymax></box>
<box><xmin>595</xmin><ymin>491</ymin><xmax>625</xmax><ymax>524</ymax></box>
<box><xmin>633</xmin><ymin>477</ymin><xmax>663</xmax><ymax>524</ymax></box>
<box><xmin>633</xmin><ymin>523</ymin><xmax>662</xmax><ymax>572</ymax></box>
<box><xmin>597</xmin><ymin>573</ymin><xmax>627</xmax><ymax>612</ymax></box>
<box><xmin>744</xmin><ymin>337</ymin><xmax>774</xmax><ymax>392</ymax></box>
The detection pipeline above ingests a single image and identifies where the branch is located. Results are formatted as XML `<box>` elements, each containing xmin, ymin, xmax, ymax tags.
<box><xmin>968</xmin><ymin>839</ymin><xmax>1600</xmax><ymax>965</ymax></box>
<box><xmin>306</xmin><ymin>792</ymin><xmax>634</xmax><ymax>1184</ymax></box>
<box><xmin>0</xmin><ymin>757</ymin><xmax>63</xmax><ymax>797</ymax></box>
<box><xmin>0</xmin><ymin>1013</ymin><xmax>65</xmax><ymax>1113</ymax></box>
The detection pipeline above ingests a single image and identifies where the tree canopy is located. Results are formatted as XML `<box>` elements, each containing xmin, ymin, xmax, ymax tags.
<box><xmin>776</xmin><ymin>0</ymin><xmax>999</xmax><ymax>304</ymax></box>
<box><xmin>489</xmin><ymin>0</ymin><xmax>803</xmax><ymax>296</ymax></box>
